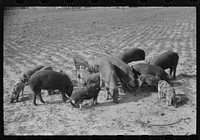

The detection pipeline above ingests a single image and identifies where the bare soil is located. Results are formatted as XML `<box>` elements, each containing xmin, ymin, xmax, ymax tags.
<box><xmin>3</xmin><ymin>7</ymin><xmax>196</xmax><ymax>135</ymax></box>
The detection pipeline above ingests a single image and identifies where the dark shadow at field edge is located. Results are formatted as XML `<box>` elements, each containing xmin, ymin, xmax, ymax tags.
<box><xmin>95</xmin><ymin>88</ymin><xmax>155</xmax><ymax>108</ymax></box>
<box><xmin>175</xmin><ymin>73</ymin><xmax>196</xmax><ymax>80</ymax></box>
<box><xmin>18</xmin><ymin>96</ymin><xmax>30</xmax><ymax>102</ymax></box>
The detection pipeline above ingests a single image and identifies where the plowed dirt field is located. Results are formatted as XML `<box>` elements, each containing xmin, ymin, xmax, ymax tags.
<box><xmin>3</xmin><ymin>7</ymin><xmax>196</xmax><ymax>135</ymax></box>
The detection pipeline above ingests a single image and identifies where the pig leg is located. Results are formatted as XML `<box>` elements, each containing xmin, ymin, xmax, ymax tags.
<box><xmin>21</xmin><ymin>86</ymin><xmax>25</xmax><ymax>96</ymax></box>
<box><xmin>91</xmin><ymin>94</ymin><xmax>98</xmax><ymax>106</ymax></box>
<box><xmin>138</xmin><ymin>79</ymin><xmax>144</xmax><ymax>91</ymax></box>
<box><xmin>33</xmin><ymin>91</ymin><xmax>38</xmax><ymax>106</ymax></box>
<box><xmin>78</xmin><ymin>100</ymin><xmax>83</xmax><ymax>110</ymax></box>
<box><xmin>111</xmin><ymin>88</ymin><xmax>119</xmax><ymax>103</ymax></box>
<box><xmin>75</xmin><ymin>69</ymin><xmax>77</xmax><ymax>78</ymax></box>
<box><xmin>13</xmin><ymin>93</ymin><xmax>20</xmax><ymax>103</ymax></box>
<box><xmin>157</xmin><ymin>87</ymin><xmax>161</xmax><ymax>99</ymax></box>
<box><xmin>38</xmin><ymin>90</ymin><xmax>45</xmax><ymax>104</ymax></box>
<box><xmin>117</xmin><ymin>79</ymin><xmax>124</xmax><ymax>94</ymax></box>
<box><xmin>77</xmin><ymin>70</ymin><xmax>81</xmax><ymax>87</ymax></box>
<box><xmin>173</xmin><ymin>66</ymin><xmax>177</xmax><ymax>79</ymax></box>
<box><xmin>105</xmin><ymin>87</ymin><xmax>111</xmax><ymax>100</ymax></box>
<box><xmin>118</xmin><ymin>87</ymin><xmax>124</xmax><ymax>94</ymax></box>
<box><xmin>47</xmin><ymin>90</ymin><xmax>50</xmax><ymax>95</ymax></box>
<box><xmin>171</xmin><ymin>96</ymin><xmax>178</xmax><ymax>108</ymax></box>
<box><xmin>65</xmin><ymin>93</ymin><xmax>70</xmax><ymax>99</ymax></box>
<box><xmin>126</xmin><ymin>83</ymin><xmax>134</xmax><ymax>93</ymax></box>
<box><xmin>169</xmin><ymin>98</ymin><xmax>172</xmax><ymax>106</ymax></box>
<box><xmin>121</xmin><ymin>83</ymin><xmax>128</xmax><ymax>93</ymax></box>
<box><xmin>91</xmin><ymin>98</ymin><xmax>95</xmax><ymax>106</ymax></box>
<box><xmin>48</xmin><ymin>90</ymin><xmax>53</xmax><ymax>95</ymax></box>
<box><xmin>94</xmin><ymin>97</ymin><xmax>98</xmax><ymax>105</ymax></box>
<box><xmin>170</xmin><ymin>66</ymin><xmax>173</xmax><ymax>77</ymax></box>
<box><xmin>11</xmin><ymin>92</ymin><xmax>20</xmax><ymax>103</ymax></box>
<box><xmin>138</xmin><ymin>82</ymin><xmax>143</xmax><ymax>91</ymax></box>
<box><xmin>99</xmin><ymin>75</ymin><xmax>104</xmax><ymax>88</ymax></box>
<box><xmin>61</xmin><ymin>92</ymin><xmax>67</xmax><ymax>102</ymax></box>
<box><xmin>91</xmin><ymin>96</ymin><xmax>95</xmax><ymax>106</ymax></box>
<box><xmin>106</xmin><ymin>93</ymin><xmax>110</xmax><ymax>100</ymax></box>
<box><xmin>16</xmin><ymin>94</ymin><xmax>19</xmax><ymax>102</ymax></box>
<box><xmin>166</xmin><ymin>99</ymin><xmax>170</xmax><ymax>106</ymax></box>
<box><xmin>166</xmin><ymin>96</ymin><xmax>172</xmax><ymax>106</ymax></box>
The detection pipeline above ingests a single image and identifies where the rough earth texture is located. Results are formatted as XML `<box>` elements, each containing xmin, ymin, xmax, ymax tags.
<box><xmin>4</xmin><ymin>7</ymin><xmax>196</xmax><ymax>135</ymax></box>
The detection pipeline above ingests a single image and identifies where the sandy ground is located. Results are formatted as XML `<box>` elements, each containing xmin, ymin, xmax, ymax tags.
<box><xmin>3</xmin><ymin>7</ymin><xmax>196</xmax><ymax>135</ymax></box>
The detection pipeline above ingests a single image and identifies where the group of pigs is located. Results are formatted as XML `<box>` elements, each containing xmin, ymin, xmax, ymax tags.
<box><xmin>10</xmin><ymin>48</ymin><xmax>181</xmax><ymax>109</ymax></box>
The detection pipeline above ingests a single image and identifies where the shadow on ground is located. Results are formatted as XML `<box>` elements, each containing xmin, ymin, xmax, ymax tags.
<box><xmin>95</xmin><ymin>87</ymin><xmax>155</xmax><ymax>108</ymax></box>
<box><xmin>175</xmin><ymin>74</ymin><xmax>196</xmax><ymax>80</ymax></box>
<box><xmin>175</xmin><ymin>94</ymin><xmax>189</xmax><ymax>108</ymax></box>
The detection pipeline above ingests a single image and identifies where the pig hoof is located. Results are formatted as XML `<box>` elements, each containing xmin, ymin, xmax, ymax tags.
<box><xmin>45</xmin><ymin>101</ymin><xmax>49</xmax><ymax>104</ymax></box>
<box><xmin>41</xmin><ymin>101</ymin><xmax>45</xmax><ymax>104</ymax></box>
<box><xmin>95</xmin><ymin>102</ymin><xmax>99</xmax><ymax>105</ymax></box>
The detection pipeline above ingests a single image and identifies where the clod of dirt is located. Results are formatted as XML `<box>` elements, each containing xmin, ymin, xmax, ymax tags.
<box><xmin>183</xmin><ymin>117</ymin><xmax>191</xmax><ymax>124</ymax></box>
<box><xmin>160</xmin><ymin>113</ymin><xmax>165</xmax><ymax>116</ymax></box>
